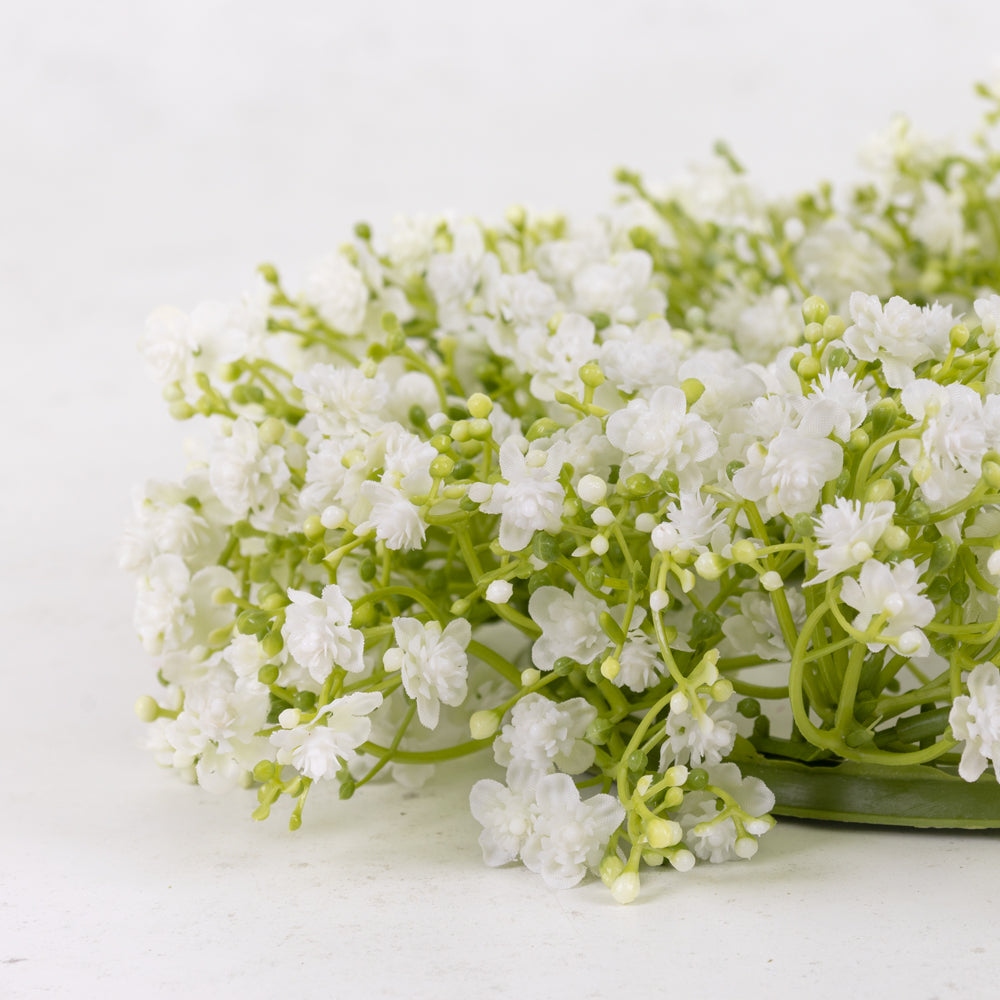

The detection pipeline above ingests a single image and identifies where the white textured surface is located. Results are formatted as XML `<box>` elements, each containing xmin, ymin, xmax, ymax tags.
<box><xmin>4</xmin><ymin>2</ymin><xmax>1000</xmax><ymax>997</ymax></box>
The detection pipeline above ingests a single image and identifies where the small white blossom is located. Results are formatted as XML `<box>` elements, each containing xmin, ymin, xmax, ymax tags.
<box><xmin>357</xmin><ymin>480</ymin><xmax>427</xmax><ymax>551</ymax></box>
<box><xmin>479</xmin><ymin>438</ymin><xmax>564</xmax><ymax>552</ymax></box>
<box><xmin>676</xmin><ymin>762</ymin><xmax>775</xmax><ymax>863</ymax></box>
<box><xmin>390</xmin><ymin>617</ymin><xmax>472</xmax><ymax>729</ymax></box>
<box><xmin>650</xmin><ymin>490</ymin><xmax>727</xmax><ymax>558</ymax></box>
<box><xmin>281</xmin><ymin>584</ymin><xmax>366</xmax><ymax>682</ymax></box>
<box><xmin>468</xmin><ymin>777</ymin><xmax>535</xmax><ymax>866</ymax></box>
<box><xmin>839</xmin><ymin>559</ymin><xmax>935</xmax><ymax>656</ymax></box>
<box><xmin>659</xmin><ymin>695</ymin><xmax>748</xmax><ymax>768</ymax></box>
<box><xmin>494</xmin><ymin>693</ymin><xmax>597</xmax><ymax>784</ymax></box>
<box><xmin>519</xmin><ymin>773</ymin><xmax>625</xmax><ymax>889</ymax></box>
<box><xmin>950</xmin><ymin>663</ymin><xmax>1000</xmax><ymax>783</ymax></box>
<box><xmin>975</xmin><ymin>294</ymin><xmax>1000</xmax><ymax>349</ymax></box>
<box><xmin>605</xmin><ymin>386</ymin><xmax>717</xmax><ymax>488</ymax></box>
<box><xmin>528</xmin><ymin>586</ymin><xmax>608</xmax><ymax>672</ymax></box>
<box><xmin>270</xmin><ymin>692</ymin><xmax>384</xmax><ymax>780</ymax></box>
<box><xmin>209</xmin><ymin>418</ymin><xmax>290</xmax><ymax>527</ymax></box>
<box><xmin>794</xmin><ymin>220</ymin><xmax>892</xmax><ymax>311</ymax></box>
<box><xmin>733</xmin><ymin>427</ymin><xmax>843</xmax><ymax>517</ymax></box>
<box><xmin>809</xmin><ymin>499</ymin><xmax>895</xmax><ymax>585</ymax></box>
<box><xmin>303</xmin><ymin>254</ymin><xmax>369</xmax><ymax>334</ymax></box>
<box><xmin>797</xmin><ymin>369</ymin><xmax>870</xmax><ymax>441</ymax></box>
<box><xmin>844</xmin><ymin>293</ymin><xmax>954</xmax><ymax>389</ymax></box>
<box><xmin>294</xmin><ymin>364</ymin><xmax>388</xmax><ymax>438</ymax></box>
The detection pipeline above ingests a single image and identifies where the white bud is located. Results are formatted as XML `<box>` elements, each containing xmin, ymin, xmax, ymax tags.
<box><xmin>592</xmin><ymin>506</ymin><xmax>616</xmax><ymax>527</ymax></box>
<box><xmin>590</xmin><ymin>535</ymin><xmax>610</xmax><ymax>556</ymax></box>
<box><xmin>694</xmin><ymin>552</ymin><xmax>725</xmax><ymax>580</ymax></box>
<box><xmin>734</xmin><ymin>836</ymin><xmax>759</xmax><ymax>859</ymax></box>
<box><xmin>670</xmin><ymin>691</ymin><xmax>690</xmax><ymax>714</ymax></box>
<box><xmin>383</xmin><ymin>648</ymin><xmax>405</xmax><ymax>672</ymax></box>
<box><xmin>278</xmin><ymin>708</ymin><xmax>301</xmax><ymax>729</ymax></box>
<box><xmin>610</xmin><ymin>872</ymin><xmax>640</xmax><ymax>905</ymax></box>
<box><xmin>649</xmin><ymin>589</ymin><xmax>670</xmax><ymax>612</ymax></box>
<box><xmin>467</xmin><ymin>482</ymin><xmax>493</xmax><ymax>503</ymax></box>
<box><xmin>577</xmin><ymin>474</ymin><xmax>607</xmax><ymax>504</ymax></box>
<box><xmin>485</xmin><ymin>580</ymin><xmax>513</xmax><ymax>604</ymax></box>
<box><xmin>635</xmin><ymin>512</ymin><xmax>657</xmax><ymax>533</ymax></box>
<box><xmin>761</xmin><ymin>570</ymin><xmax>783</xmax><ymax>591</ymax></box>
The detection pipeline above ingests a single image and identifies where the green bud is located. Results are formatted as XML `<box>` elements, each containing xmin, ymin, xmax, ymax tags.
<box><xmin>294</xmin><ymin>690</ymin><xmax>316</xmax><ymax>711</ymax></box>
<box><xmin>258</xmin><ymin>664</ymin><xmax>280</xmax><ymax>685</ymax></box>
<box><xmin>339</xmin><ymin>777</ymin><xmax>356</xmax><ymax>800</ymax></box>
<box><xmin>527</xmin><ymin>572</ymin><xmax>549</xmax><ymax>595</ymax></box>
<box><xmin>984</xmin><ymin>461</ymin><xmax>1000</xmax><ymax>489</ymax></box>
<box><xmin>882</xmin><ymin>525</ymin><xmax>909</xmax><ymax>551</ymax></box>
<box><xmin>797</xmin><ymin>356</ymin><xmax>821</xmax><ymax>380</ymax></box>
<box><xmin>430</xmin><ymin>433</ymin><xmax>452</xmax><ymax>453</ymax></box>
<box><xmin>870</xmin><ymin>398</ymin><xmax>898</xmax><ymax>438</ymax></box>
<box><xmin>929</xmin><ymin>536</ymin><xmax>958</xmax><ymax>574</ymax></box>
<box><xmin>680</xmin><ymin>378</ymin><xmax>705</xmax><ymax>406</ymax></box>
<box><xmin>950</xmin><ymin>580</ymin><xmax>971</xmax><ymax>605</ymax></box>
<box><xmin>467</xmin><ymin>418</ymin><xmax>492</xmax><ymax>440</ymax></box>
<box><xmin>658</xmin><ymin>469</ymin><xmax>680</xmax><ymax>493</ymax></box>
<box><xmin>903</xmin><ymin>499</ymin><xmax>931</xmax><ymax>524</ymax></box>
<box><xmin>470</xmin><ymin>710</ymin><xmax>500</xmax><ymax>741</ymax></box>
<box><xmin>306</xmin><ymin>543</ymin><xmax>326</xmax><ymax>564</ymax></box>
<box><xmin>725</xmin><ymin>461</ymin><xmax>744</xmax><ymax>481</ymax></box>
<box><xmin>553</xmin><ymin>656</ymin><xmax>576</xmax><ymax>676</ymax></box>
<box><xmin>351</xmin><ymin>602</ymin><xmax>377</xmax><ymax>628</ymax></box>
<box><xmin>826</xmin><ymin>346</ymin><xmax>850</xmax><ymax>370</ymax></box>
<box><xmin>585</xmin><ymin>565</ymin><xmax>605</xmax><ymax>591</ymax></box>
<box><xmin>590</xmin><ymin>312</ymin><xmax>611</xmax><ymax>332</ymax></box>
<box><xmin>532</xmin><ymin>532</ymin><xmax>560</xmax><ymax>563</ymax></box>
<box><xmin>526</xmin><ymin>417</ymin><xmax>561</xmax><ymax>441</ymax></box>
<box><xmin>359</xmin><ymin>558</ymin><xmax>377</xmax><ymax>582</ymax></box>
<box><xmin>823</xmin><ymin>314</ymin><xmax>846</xmax><ymax>341</ymax></box>
<box><xmin>430</xmin><ymin>454</ymin><xmax>455</xmax><ymax>479</ymax></box>
<box><xmin>627</xmin><ymin>750</ymin><xmax>648</xmax><ymax>773</ymax></box>
<box><xmin>134</xmin><ymin>695</ymin><xmax>160</xmax><ymax>723</ymax></box>
<box><xmin>408</xmin><ymin>404</ymin><xmax>427</xmax><ymax>426</ymax></box>
<box><xmin>737</xmin><ymin>697</ymin><xmax>761</xmax><ymax>718</ymax></box>
<box><xmin>803</xmin><ymin>322</ymin><xmax>824</xmax><ymax>344</ymax></box>
<box><xmin>802</xmin><ymin>295</ymin><xmax>829</xmax><ymax>325</ymax></box>
<box><xmin>237</xmin><ymin>610</ymin><xmax>270</xmax><ymax>635</ymax></box>
<box><xmin>690</xmin><ymin>609</ymin><xmax>722</xmax><ymax>645</ymax></box>
<box><xmin>950</xmin><ymin>323</ymin><xmax>970</xmax><ymax>348</ymax></box>
<box><xmin>624</xmin><ymin>473</ymin><xmax>654</xmax><ymax>497</ymax></box>
<box><xmin>791</xmin><ymin>512</ymin><xmax>815</xmax><ymax>537</ymax></box>
<box><xmin>303</xmin><ymin>515</ymin><xmax>325</xmax><ymax>541</ymax></box>
<box><xmin>847</xmin><ymin>428</ymin><xmax>870</xmax><ymax>452</ymax></box>
<box><xmin>686</xmin><ymin>768</ymin><xmax>709</xmax><ymax>790</ymax></box>
<box><xmin>253</xmin><ymin>760</ymin><xmax>275</xmax><ymax>782</ymax></box>
<box><xmin>579</xmin><ymin>361</ymin><xmax>605</xmax><ymax>387</ymax></box>
<box><xmin>864</xmin><ymin>478</ymin><xmax>895</xmax><ymax>503</ymax></box>
<box><xmin>261</xmin><ymin>631</ymin><xmax>284</xmax><ymax>658</ymax></box>
<box><xmin>169</xmin><ymin>400</ymin><xmax>196</xmax><ymax>420</ymax></box>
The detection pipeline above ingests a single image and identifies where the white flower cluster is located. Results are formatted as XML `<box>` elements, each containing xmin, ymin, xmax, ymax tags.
<box><xmin>125</xmin><ymin>84</ymin><xmax>1000</xmax><ymax>901</ymax></box>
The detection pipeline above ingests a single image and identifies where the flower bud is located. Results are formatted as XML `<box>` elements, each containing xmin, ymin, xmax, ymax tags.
<box><xmin>645</xmin><ymin>817</ymin><xmax>683</xmax><ymax>850</ymax></box>
<box><xmin>469</xmin><ymin>710</ymin><xmax>500</xmax><ymax>740</ymax></box>
<box><xmin>802</xmin><ymin>295</ymin><xmax>829</xmax><ymax>325</ymax></box>
<box><xmin>610</xmin><ymin>872</ymin><xmax>641</xmax><ymax>904</ymax></box>
<box><xmin>134</xmin><ymin>695</ymin><xmax>160</xmax><ymax>723</ymax></box>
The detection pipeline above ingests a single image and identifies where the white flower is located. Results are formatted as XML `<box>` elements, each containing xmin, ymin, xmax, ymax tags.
<box><xmin>809</xmin><ymin>499</ymin><xmax>895</xmax><ymax>585</ymax></box>
<box><xmin>519</xmin><ymin>773</ymin><xmax>625</xmax><ymax>889</ymax></box>
<box><xmin>975</xmin><ymin>294</ymin><xmax>1000</xmax><ymax>349</ymax></box>
<box><xmin>520</xmin><ymin>313</ymin><xmax>596</xmax><ymax>402</ymax></box>
<box><xmin>281</xmin><ymin>584</ymin><xmax>366</xmax><ymax>682</ymax></box>
<box><xmin>797</xmin><ymin>369</ymin><xmax>870</xmax><ymax>441</ymax></box>
<box><xmin>650</xmin><ymin>490</ymin><xmax>726</xmax><ymax>558</ymax></box>
<box><xmin>910</xmin><ymin>181</ymin><xmax>966</xmax><ymax>256</ymax></box>
<box><xmin>570</xmin><ymin>250</ymin><xmax>662</xmax><ymax>323</ymax></box>
<box><xmin>357</xmin><ymin>480</ymin><xmax>427</xmax><ymax>551</ymax></box>
<box><xmin>140</xmin><ymin>306</ymin><xmax>197</xmax><ymax>385</ymax></box>
<box><xmin>839</xmin><ymin>559</ymin><xmax>935</xmax><ymax>655</ymax></box>
<box><xmin>209</xmin><ymin>418</ymin><xmax>290</xmax><ymax>527</ymax></box>
<box><xmin>294</xmin><ymin>364</ymin><xmax>388</xmax><ymax>438</ymax></box>
<box><xmin>493</xmin><ymin>272</ymin><xmax>560</xmax><ymax>327</ymax></box>
<box><xmin>599</xmin><ymin>317</ymin><xmax>682</xmax><ymax>393</ymax></box>
<box><xmin>659</xmin><ymin>695</ymin><xmax>747</xmax><ymax>768</ymax></box>
<box><xmin>494</xmin><ymin>693</ymin><xmax>597</xmax><ymax>783</ymax></box>
<box><xmin>676</xmin><ymin>762</ymin><xmax>775</xmax><ymax>863</ymax></box>
<box><xmin>950</xmin><ymin>663</ymin><xmax>1000</xmax><ymax>783</ymax></box>
<box><xmin>794</xmin><ymin>219</ymin><xmax>892</xmax><ymax>311</ymax></box>
<box><xmin>479</xmin><ymin>438</ymin><xmax>564</xmax><ymax>552</ymax></box>
<box><xmin>269</xmin><ymin>692</ymin><xmax>384</xmax><ymax>780</ymax></box>
<box><xmin>721</xmin><ymin>589</ymin><xmax>806</xmax><ymax>663</ymax></box>
<box><xmin>528</xmin><ymin>586</ymin><xmax>608</xmax><ymax>671</ymax></box>
<box><xmin>843</xmin><ymin>293</ymin><xmax>954</xmax><ymax>389</ymax></box>
<box><xmin>133</xmin><ymin>555</ymin><xmax>236</xmax><ymax>654</ymax></box>
<box><xmin>733</xmin><ymin>427</ymin><xmax>843</xmax><ymax>517</ymax></box>
<box><xmin>613</xmin><ymin>623</ymin><xmax>662</xmax><ymax>693</ymax></box>
<box><xmin>303</xmin><ymin>254</ymin><xmax>369</xmax><ymax>334</ymax></box>
<box><xmin>469</xmin><ymin>777</ymin><xmax>535</xmax><ymax>866</ymax></box>
<box><xmin>388</xmin><ymin>617</ymin><xmax>472</xmax><ymax>729</ymax></box>
<box><xmin>606</xmin><ymin>386</ymin><xmax>718</xmax><ymax>488</ymax></box>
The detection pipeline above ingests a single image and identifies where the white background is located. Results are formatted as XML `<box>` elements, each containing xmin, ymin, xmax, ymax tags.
<box><xmin>4</xmin><ymin>2</ymin><xmax>1000</xmax><ymax>997</ymax></box>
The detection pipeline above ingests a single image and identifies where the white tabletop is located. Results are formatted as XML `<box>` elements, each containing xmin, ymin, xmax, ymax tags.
<box><xmin>4</xmin><ymin>2</ymin><xmax>1000</xmax><ymax>997</ymax></box>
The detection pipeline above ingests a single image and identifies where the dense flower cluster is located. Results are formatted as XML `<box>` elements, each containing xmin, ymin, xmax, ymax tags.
<box><xmin>126</xmin><ymin>82</ymin><xmax>1000</xmax><ymax>901</ymax></box>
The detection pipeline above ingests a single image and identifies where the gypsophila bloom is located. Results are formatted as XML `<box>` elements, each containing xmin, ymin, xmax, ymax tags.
<box><xmin>282</xmin><ymin>584</ymin><xmax>366</xmax><ymax>682</ymax></box>
<box><xmin>677</xmin><ymin>763</ymin><xmax>775</xmax><ymax>863</ymax></box>
<box><xmin>494</xmin><ymin>694</ymin><xmax>597</xmax><ymax>785</ymax></box>
<box><xmin>809</xmin><ymin>499</ymin><xmax>895</xmax><ymax>585</ymax></box>
<box><xmin>303</xmin><ymin>253</ymin><xmax>369</xmax><ymax>334</ymax></box>
<box><xmin>519</xmin><ymin>773</ymin><xmax>625</xmax><ymax>889</ymax></box>
<box><xmin>479</xmin><ymin>438</ymin><xmax>564</xmax><ymax>552</ymax></box>
<box><xmin>528</xmin><ymin>586</ymin><xmax>609</xmax><ymax>672</ymax></box>
<box><xmin>270</xmin><ymin>692</ymin><xmax>384</xmax><ymax>780</ymax></box>
<box><xmin>606</xmin><ymin>386</ymin><xmax>717</xmax><ymax>487</ymax></box>
<box><xmin>659</xmin><ymin>695</ymin><xmax>748</xmax><ymax>769</ymax></box>
<box><xmin>209</xmin><ymin>417</ymin><xmax>290</xmax><ymax>527</ymax></box>
<box><xmin>950</xmin><ymin>663</ymin><xmax>1000</xmax><ymax>783</ymax></box>
<box><xmin>386</xmin><ymin>617</ymin><xmax>472</xmax><ymax>729</ymax></box>
<box><xmin>839</xmin><ymin>559</ymin><xmax>935</xmax><ymax>655</ymax></box>
<box><xmin>468</xmin><ymin>777</ymin><xmax>535</xmax><ymax>866</ymax></box>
